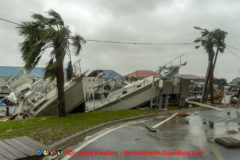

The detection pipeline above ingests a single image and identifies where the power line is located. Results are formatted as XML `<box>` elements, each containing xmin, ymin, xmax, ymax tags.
<box><xmin>0</xmin><ymin>17</ymin><xmax>21</xmax><ymax>26</ymax></box>
<box><xmin>0</xmin><ymin>16</ymin><xmax>239</xmax><ymax>48</ymax></box>
<box><xmin>227</xmin><ymin>47</ymin><xmax>240</xmax><ymax>60</ymax></box>
<box><xmin>0</xmin><ymin>16</ymin><xmax>195</xmax><ymax>46</ymax></box>
<box><xmin>87</xmin><ymin>39</ymin><xmax>194</xmax><ymax>45</ymax></box>
<box><xmin>227</xmin><ymin>44</ymin><xmax>240</xmax><ymax>51</ymax></box>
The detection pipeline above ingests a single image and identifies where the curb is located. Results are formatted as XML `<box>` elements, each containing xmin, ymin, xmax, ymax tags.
<box><xmin>50</xmin><ymin>107</ymin><xmax>209</xmax><ymax>149</ymax></box>
<box><xmin>51</xmin><ymin>112</ymin><xmax>161</xmax><ymax>149</ymax></box>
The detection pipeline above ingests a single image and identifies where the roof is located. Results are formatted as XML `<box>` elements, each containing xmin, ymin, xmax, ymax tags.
<box><xmin>178</xmin><ymin>74</ymin><xmax>222</xmax><ymax>81</ymax></box>
<box><xmin>178</xmin><ymin>74</ymin><xmax>204</xmax><ymax>80</ymax></box>
<box><xmin>88</xmin><ymin>70</ymin><xmax>122</xmax><ymax>79</ymax></box>
<box><xmin>102</xmin><ymin>70</ymin><xmax>122</xmax><ymax>78</ymax></box>
<box><xmin>0</xmin><ymin>66</ymin><xmax>45</xmax><ymax>78</ymax></box>
<box><xmin>127</xmin><ymin>70</ymin><xmax>159</xmax><ymax>78</ymax></box>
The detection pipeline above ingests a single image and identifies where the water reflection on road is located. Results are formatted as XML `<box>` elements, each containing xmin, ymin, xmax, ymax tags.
<box><xmin>65</xmin><ymin>108</ymin><xmax>240</xmax><ymax>160</ymax></box>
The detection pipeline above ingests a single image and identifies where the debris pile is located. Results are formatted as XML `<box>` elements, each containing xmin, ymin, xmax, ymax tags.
<box><xmin>177</xmin><ymin>112</ymin><xmax>191</xmax><ymax>117</ymax></box>
<box><xmin>215</xmin><ymin>137</ymin><xmax>240</xmax><ymax>148</ymax></box>
<box><xmin>0</xmin><ymin>113</ymin><xmax>28</xmax><ymax>122</ymax></box>
<box><xmin>226</xmin><ymin>129</ymin><xmax>238</xmax><ymax>135</ymax></box>
<box><xmin>187</xmin><ymin>97</ymin><xmax>201</xmax><ymax>102</ymax></box>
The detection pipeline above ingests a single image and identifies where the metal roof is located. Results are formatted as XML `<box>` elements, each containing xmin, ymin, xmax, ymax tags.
<box><xmin>0</xmin><ymin>66</ymin><xmax>45</xmax><ymax>78</ymax></box>
<box><xmin>88</xmin><ymin>69</ymin><xmax>122</xmax><ymax>79</ymax></box>
<box><xmin>102</xmin><ymin>70</ymin><xmax>122</xmax><ymax>78</ymax></box>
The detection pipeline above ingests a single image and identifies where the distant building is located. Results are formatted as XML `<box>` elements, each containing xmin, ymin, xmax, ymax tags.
<box><xmin>178</xmin><ymin>74</ymin><xmax>228</xmax><ymax>96</ymax></box>
<box><xmin>0</xmin><ymin>66</ymin><xmax>46</xmax><ymax>94</ymax></box>
<box><xmin>178</xmin><ymin>74</ymin><xmax>205</xmax><ymax>86</ymax></box>
<box><xmin>230</xmin><ymin>77</ymin><xmax>240</xmax><ymax>86</ymax></box>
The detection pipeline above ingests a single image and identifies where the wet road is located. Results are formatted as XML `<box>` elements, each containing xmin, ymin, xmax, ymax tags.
<box><xmin>62</xmin><ymin>108</ymin><xmax>240</xmax><ymax>160</ymax></box>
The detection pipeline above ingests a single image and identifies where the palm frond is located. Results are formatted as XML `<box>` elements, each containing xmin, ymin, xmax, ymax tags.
<box><xmin>48</xmin><ymin>9</ymin><xmax>64</xmax><ymax>26</ymax></box>
<box><xmin>20</xmin><ymin>39</ymin><xmax>46</xmax><ymax>71</ymax></box>
<box><xmin>18</xmin><ymin>9</ymin><xmax>86</xmax><ymax>82</ymax></box>
<box><xmin>71</xmin><ymin>34</ymin><xmax>86</xmax><ymax>55</ymax></box>
<box><xmin>44</xmin><ymin>58</ymin><xmax>56</xmax><ymax>80</ymax></box>
<box><xmin>66</xmin><ymin>61</ymin><xmax>73</xmax><ymax>81</ymax></box>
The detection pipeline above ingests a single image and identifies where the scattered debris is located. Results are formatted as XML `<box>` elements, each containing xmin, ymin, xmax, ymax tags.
<box><xmin>0</xmin><ymin>118</ymin><xmax>8</xmax><ymax>122</ymax></box>
<box><xmin>177</xmin><ymin>112</ymin><xmax>191</xmax><ymax>117</ymax></box>
<box><xmin>0</xmin><ymin>113</ymin><xmax>29</xmax><ymax>122</ymax></box>
<box><xmin>209</xmin><ymin>121</ymin><xmax>214</xmax><ymax>129</ymax></box>
<box><xmin>207</xmin><ymin>130</ymin><xmax>214</xmax><ymax>143</ymax></box>
<box><xmin>226</xmin><ymin>129</ymin><xmax>238</xmax><ymax>135</ymax></box>
<box><xmin>9</xmin><ymin>113</ymin><xmax>29</xmax><ymax>120</ymax></box>
<box><xmin>187</xmin><ymin>97</ymin><xmax>200</xmax><ymax>102</ymax></box>
<box><xmin>203</xmin><ymin>118</ymin><xmax>207</xmax><ymax>124</ymax></box>
<box><xmin>184</xmin><ymin>119</ymin><xmax>189</xmax><ymax>124</ymax></box>
<box><xmin>207</xmin><ymin>136</ymin><xmax>214</xmax><ymax>143</ymax></box>
<box><xmin>145</xmin><ymin>125</ymin><xmax>157</xmax><ymax>132</ymax></box>
<box><xmin>215</xmin><ymin>137</ymin><xmax>240</xmax><ymax>148</ymax></box>
<box><xmin>5</xmin><ymin>128</ymin><xmax>12</xmax><ymax>132</ymax></box>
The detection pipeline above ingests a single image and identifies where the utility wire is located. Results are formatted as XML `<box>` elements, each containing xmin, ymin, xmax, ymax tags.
<box><xmin>227</xmin><ymin>44</ymin><xmax>240</xmax><ymax>52</ymax></box>
<box><xmin>0</xmin><ymin>17</ymin><xmax>21</xmax><ymax>26</ymax></box>
<box><xmin>227</xmin><ymin>47</ymin><xmax>240</xmax><ymax>60</ymax></box>
<box><xmin>87</xmin><ymin>39</ymin><xmax>194</xmax><ymax>45</ymax></box>
<box><xmin>0</xmin><ymin>16</ymin><xmax>239</xmax><ymax>48</ymax></box>
<box><xmin>0</xmin><ymin>16</ymin><xmax>194</xmax><ymax>46</ymax></box>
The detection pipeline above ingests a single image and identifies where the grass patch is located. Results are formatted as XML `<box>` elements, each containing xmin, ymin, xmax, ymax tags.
<box><xmin>0</xmin><ymin>109</ymin><xmax>158</xmax><ymax>145</ymax></box>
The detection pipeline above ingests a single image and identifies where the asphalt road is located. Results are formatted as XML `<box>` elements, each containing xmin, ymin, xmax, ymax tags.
<box><xmin>60</xmin><ymin>108</ymin><xmax>240</xmax><ymax>160</ymax></box>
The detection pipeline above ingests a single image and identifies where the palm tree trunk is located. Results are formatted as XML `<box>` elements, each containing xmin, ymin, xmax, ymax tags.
<box><xmin>203</xmin><ymin>51</ymin><xmax>215</xmax><ymax>104</ymax></box>
<box><xmin>209</xmin><ymin>51</ymin><xmax>215</xmax><ymax>104</ymax></box>
<box><xmin>209</xmin><ymin>48</ymin><xmax>219</xmax><ymax>104</ymax></box>
<box><xmin>209</xmin><ymin>66</ymin><xmax>214</xmax><ymax>104</ymax></box>
<box><xmin>56</xmin><ymin>62</ymin><xmax>66</xmax><ymax>117</ymax></box>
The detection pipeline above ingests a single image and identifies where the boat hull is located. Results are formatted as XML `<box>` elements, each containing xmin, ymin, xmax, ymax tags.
<box><xmin>30</xmin><ymin>77</ymin><xmax>85</xmax><ymax>117</ymax></box>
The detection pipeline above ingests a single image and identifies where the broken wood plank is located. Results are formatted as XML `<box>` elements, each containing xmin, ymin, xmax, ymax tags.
<box><xmin>0</xmin><ymin>136</ymin><xmax>51</xmax><ymax>159</ymax></box>
<box><xmin>0</xmin><ymin>141</ymin><xmax>26</xmax><ymax>159</ymax></box>
<box><xmin>3</xmin><ymin>139</ymin><xmax>34</xmax><ymax>156</ymax></box>
<box><xmin>0</xmin><ymin>146</ymin><xmax>18</xmax><ymax>160</ymax></box>
<box><xmin>16</xmin><ymin>136</ymin><xmax>51</xmax><ymax>151</ymax></box>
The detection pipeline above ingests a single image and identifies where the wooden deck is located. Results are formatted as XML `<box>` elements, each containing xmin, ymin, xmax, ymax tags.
<box><xmin>0</xmin><ymin>136</ymin><xmax>51</xmax><ymax>160</ymax></box>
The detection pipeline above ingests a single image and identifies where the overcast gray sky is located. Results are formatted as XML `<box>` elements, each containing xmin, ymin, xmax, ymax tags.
<box><xmin>0</xmin><ymin>0</ymin><xmax>240</xmax><ymax>82</ymax></box>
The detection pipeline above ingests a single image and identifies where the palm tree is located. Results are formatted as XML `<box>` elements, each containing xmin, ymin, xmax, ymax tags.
<box><xmin>18</xmin><ymin>9</ymin><xmax>86</xmax><ymax>117</ymax></box>
<box><xmin>194</xmin><ymin>27</ymin><xmax>227</xmax><ymax>103</ymax></box>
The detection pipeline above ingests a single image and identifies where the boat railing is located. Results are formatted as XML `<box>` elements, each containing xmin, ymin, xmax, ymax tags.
<box><xmin>98</xmin><ymin>76</ymin><xmax>154</xmax><ymax>106</ymax></box>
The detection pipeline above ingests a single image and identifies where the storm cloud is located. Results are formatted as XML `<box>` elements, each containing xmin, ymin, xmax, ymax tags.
<box><xmin>0</xmin><ymin>0</ymin><xmax>240</xmax><ymax>81</ymax></box>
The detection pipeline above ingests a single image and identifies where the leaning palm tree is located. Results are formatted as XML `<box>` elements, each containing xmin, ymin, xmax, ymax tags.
<box><xmin>194</xmin><ymin>27</ymin><xmax>227</xmax><ymax>104</ymax></box>
<box><xmin>18</xmin><ymin>9</ymin><xmax>86</xmax><ymax>117</ymax></box>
